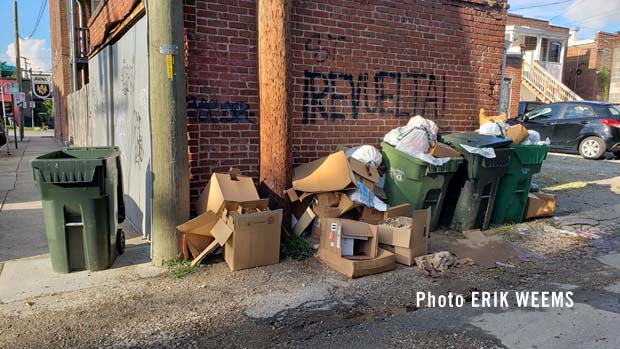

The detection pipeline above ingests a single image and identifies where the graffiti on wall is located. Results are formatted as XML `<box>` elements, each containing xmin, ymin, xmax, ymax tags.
<box><xmin>187</xmin><ymin>96</ymin><xmax>255</xmax><ymax>124</ymax></box>
<box><xmin>301</xmin><ymin>33</ymin><xmax>447</xmax><ymax>124</ymax></box>
<box><xmin>302</xmin><ymin>70</ymin><xmax>447</xmax><ymax>124</ymax></box>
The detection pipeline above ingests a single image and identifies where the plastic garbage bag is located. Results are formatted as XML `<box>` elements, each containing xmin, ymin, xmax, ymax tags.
<box><xmin>383</xmin><ymin>115</ymin><xmax>438</xmax><ymax>147</ymax></box>
<box><xmin>460</xmin><ymin>144</ymin><xmax>496</xmax><ymax>158</ymax></box>
<box><xmin>348</xmin><ymin>181</ymin><xmax>387</xmax><ymax>211</ymax></box>
<box><xmin>412</xmin><ymin>152</ymin><xmax>451</xmax><ymax>166</ymax></box>
<box><xmin>395</xmin><ymin>128</ymin><xmax>430</xmax><ymax>155</ymax></box>
<box><xmin>478</xmin><ymin>121</ymin><xmax>508</xmax><ymax>137</ymax></box>
<box><xmin>521</xmin><ymin>130</ymin><xmax>541</xmax><ymax>145</ymax></box>
<box><xmin>345</xmin><ymin>145</ymin><xmax>382</xmax><ymax>168</ymax></box>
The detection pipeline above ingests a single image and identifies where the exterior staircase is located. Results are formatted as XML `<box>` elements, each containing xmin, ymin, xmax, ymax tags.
<box><xmin>522</xmin><ymin>61</ymin><xmax>583</xmax><ymax>103</ymax></box>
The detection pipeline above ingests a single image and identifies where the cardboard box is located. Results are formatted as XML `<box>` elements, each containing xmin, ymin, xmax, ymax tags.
<box><xmin>317</xmin><ymin>248</ymin><xmax>396</xmax><ymax>278</ymax></box>
<box><xmin>376</xmin><ymin>207</ymin><xmax>431</xmax><ymax>266</ymax></box>
<box><xmin>312</xmin><ymin>192</ymin><xmax>358</xmax><ymax>219</ymax></box>
<box><xmin>176</xmin><ymin>210</ymin><xmax>234</xmax><ymax>260</ymax></box>
<box><xmin>320</xmin><ymin>218</ymin><xmax>378</xmax><ymax>260</ymax></box>
<box><xmin>479</xmin><ymin>108</ymin><xmax>506</xmax><ymax>126</ymax></box>
<box><xmin>224</xmin><ymin>208</ymin><xmax>283</xmax><ymax>271</ymax></box>
<box><xmin>197</xmin><ymin>169</ymin><xmax>261</xmax><ymax>214</ymax></box>
<box><xmin>506</xmin><ymin>124</ymin><xmax>529</xmax><ymax>144</ymax></box>
<box><xmin>293</xmin><ymin>206</ymin><xmax>316</xmax><ymax>236</ymax></box>
<box><xmin>429</xmin><ymin>142</ymin><xmax>461</xmax><ymax>158</ymax></box>
<box><xmin>360</xmin><ymin>203</ymin><xmax>411</xmax><ymax>225</ymax></box>
<box><xmin>292</xmin><ymin>151</ymin><xmax>356</xmax><ymax>193</ymax></box>
<box><xmin>525</xmin><ymin>192</ymin><xmax>556</xmax><ymax>219</ymax></box>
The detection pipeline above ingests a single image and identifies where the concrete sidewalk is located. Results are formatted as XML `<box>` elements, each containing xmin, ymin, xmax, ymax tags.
<box><xmin>0</xmin><ymin>131</ymin><xmax>162</xmax><ymax>304</ymax></box>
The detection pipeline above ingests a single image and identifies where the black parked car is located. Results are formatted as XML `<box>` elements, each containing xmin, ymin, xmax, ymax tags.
<box><xmin>517</xmin><ymin>101</ymin><xmax>546</xmax><ymax>118</ymax></box>
<box><xmin>513</xmin><ymin>101</ymin><xmax>620</xmax><ymax>159</ymax></box>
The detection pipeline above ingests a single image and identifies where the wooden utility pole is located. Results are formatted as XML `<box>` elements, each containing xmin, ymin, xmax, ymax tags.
<box><xmin>148</xmin><ymin>0</ymin><xmax>190</xmax><ymax>265</ymax></box>
<box><xmin>258</xmin><ymin>0</ymin><xmax>292</xmax><ymax>223</ymax></box>
<box><xmin>13</xmin><ymin>0</ymin><xmax>23</xmax><ymax>141</ymax></box>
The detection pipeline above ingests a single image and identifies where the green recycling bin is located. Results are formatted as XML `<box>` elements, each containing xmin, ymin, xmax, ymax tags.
<box><xmin>490</xmin><ymin>144</ymin><xmax>549</xmax><ymax>225</ymax></box>
<box><xmin>382</xmin><ymin>142</ymin><xmax>463</xmax><ymax>231</ymax></box>
<box><xmin>31</xmin><ymin>147</ymin><xmax>126</xmax><ymax>273</ymax></box>
<box><xmin>439</xmin><ymin>133</ymin><xmax>514</xmax><ymax>231</ymax></box>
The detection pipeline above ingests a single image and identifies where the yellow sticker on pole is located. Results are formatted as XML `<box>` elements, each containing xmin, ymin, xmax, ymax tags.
<box><xmin>167</xmin><ymin>54</ymin><xmax>173</xmax><ymax>80</ymax></box>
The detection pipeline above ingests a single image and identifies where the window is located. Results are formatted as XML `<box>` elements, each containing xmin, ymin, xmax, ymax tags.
<box><xmin>564</xmin><ymin>104</ymin><xmax>594</xmax><ymax>119</ymax></box>
<box><xmin>540</xmin><ymin>38</ymin><xmax>549</xmax><ymax>61</ymax></box>
<box><xmin>525</xmin><ymin>104</ymin><xmax>562</xmax><ymax>120</ymax></box>
<box><xmin>549</xmin><ymin>41</ymin><xmax>561</xmax><ymax>63</ymax></box>
<box><xmin>524</xmin><ymin>36</ymin><xmax>537</xmax><ymax>51</ymax></box>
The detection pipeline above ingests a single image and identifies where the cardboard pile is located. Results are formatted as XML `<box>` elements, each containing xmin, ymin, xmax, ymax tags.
<box><xmin>177</xmin><ymin>169</ymin><xmax>283</xmax><ymax>271</ymax></box>
<box><xmin>288</xmin><ymin>149</ymin><xmax>439</xmax><ymax>278</ymax></box>
<box><xmin>525</xmin><ymin>192</ymin><xmax>556</xmax><ymax>220</ymax></box>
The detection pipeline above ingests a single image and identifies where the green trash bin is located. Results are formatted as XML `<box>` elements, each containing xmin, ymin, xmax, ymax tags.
<box><xmin>382</xmin><ymin>142</ymin><xmax>463</xmax><ymax>231</ymax></box>
<box><xmin>31</xmin><ymin>147</ymin><xmax>126</xmax><ymax>273</ymax></box>
<box><xmin>490</xmin><ymin>144</ymin><xmax>549</xmax><ymax>225</ymax></box>
<box><xmin>439</xmin><ymin>133</ymin><xmax>514</xmax><ymax>231</ymax></box>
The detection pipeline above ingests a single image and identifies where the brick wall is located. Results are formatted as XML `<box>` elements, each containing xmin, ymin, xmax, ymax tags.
<box><xmin>184</xmin><ymin>0</ymin><xmax>508</xmax><ymax>206</ymax></box>
<box><xmin>506</xmin><ymin>14</ymin><xmax>569</xmax><ymax>35</ymax></box>
<box><xmin>504</xmin><ymin>55</ymin><xmax>522</xmax><ymax>118</ymax></box>
<box><xmin>88</xmin><ymin>0</ymin><xmax>141</xmax><ymax>53</ymax></box>
<box><xmin>564</xmin><ymin>32</ymin><xmax>620</xmax><ymax>101</ymax></box>
<box><xmin>49</xmin><ymin>0</ymin><xmax>72</xmax><ymax>141</ymax></box>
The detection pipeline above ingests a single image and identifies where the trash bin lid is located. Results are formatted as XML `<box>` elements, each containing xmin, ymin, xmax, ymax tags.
<box><xmin>440</xmin><ymin>132</ymin><xmax>513</xmax><ymax>148</ymax></box>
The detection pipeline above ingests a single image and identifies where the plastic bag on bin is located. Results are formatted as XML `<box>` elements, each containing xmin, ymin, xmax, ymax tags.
<box><xmin>460</xmin><ymin>144</ymin><xmax>496</xmax><ymax>158</ymax></box>
<box><xmin>395</xmin><ymin>129</ymin><xmax>431</xmax><ymax>155</ymax></box>
<box><xmin>478</xmin><ymin>121</ymin><xmax>508</xmax><ymax>137</ymax></box>
<box><xmin>348</xmin><ymin>181</ymin><xmax>387</xmax><ymax>211</ymax></box>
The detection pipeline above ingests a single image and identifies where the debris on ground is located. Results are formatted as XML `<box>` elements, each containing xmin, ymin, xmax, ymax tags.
<box><xmin>414</xmin><ymin>251</ymin><xmax>474</xmax><ymax>277</ymax></box>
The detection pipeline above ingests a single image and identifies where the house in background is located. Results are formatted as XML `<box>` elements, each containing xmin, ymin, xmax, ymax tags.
<box><xmin>563</xmin><ymin>31</ymin><xmax>620</xmax><ymax>103</ymax></box>
<box><xmin>501</xmin><ymin>14</ymin><xmax>581</xmax><ymax>118</ymax></box>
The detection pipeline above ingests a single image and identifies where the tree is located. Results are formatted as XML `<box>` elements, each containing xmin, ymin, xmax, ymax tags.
<box><xmin>0</xmin><ymin>61</ymin><xmax>17</xmax><ymax>79</ymax></box>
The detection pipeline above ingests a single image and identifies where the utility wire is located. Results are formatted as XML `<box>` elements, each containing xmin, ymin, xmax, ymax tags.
<box><xmin>510</xmin><ymin>0</ymin><xmax>573</xmax><ymax>12</ymax></box>
<box><xmin>28</xmin><ymin>0</ymin><xmax>48</xmax><ymax>38</ymax></box>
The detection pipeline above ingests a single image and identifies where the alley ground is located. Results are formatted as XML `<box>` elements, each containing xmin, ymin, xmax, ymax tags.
<box><xmin>1</xmin><ymin>132</ymin><xmax>620</xmax><ymax>348</ymax></box>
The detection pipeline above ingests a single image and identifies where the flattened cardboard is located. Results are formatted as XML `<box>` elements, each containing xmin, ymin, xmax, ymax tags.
<box><xmin>320</xmin><ymin>218</ymin><xmax>378</xmax><ymax>260</ymax></box>
<box><xmin>411</xmin><ymin>208</ymin><xmax>431</xmax><ymax>257</ymax></box>
<box><xmin>349</xmin><ymin>157</ymin><xmax>380</xmax><ymax>183</ymax></box>
<box><xmin>429</xmin><ymin>142</ymin><xmax>461</xmax><ymax>158</ymax></box>
<box><xmin>317</xmin><ymin>248</ymin><xmax>396</xmax><ymax>278</ymax></box>
<box><xmin>224</xmin><ymin>209</ymin><xmax>283</xmax><ymax>271</ymax></box>
<box><xmin>292</xmin><ymin>151</ymin><xmax>356</xmax><ymax>193</ymax></box>
<box><xmin>287</xmin><ymin>188</ymin><xmax>300</xmax><ymax>202</ymax></box>
<box><xmin>197</xmin><ymin>171</ymin><xmax>260</xmax><ymax>214</ymax></box>
<box><xmin>312</xmin><ymin>203</ymin><xmax>342</xmax><ymax>219</ymax></box>
<box><xmin>525</xmin><ymin>192</ymin><xmax>556</xmax><ymax>219</ymax></box>
<box><xmin>316</xmin><ymin>192</ymin><xmax>340</xmax><ymax>207</ymax></box>
<box><xmin>361</xmin><ymin>203</ymin><xmax>411</xmax><ymax>225</ymax></box>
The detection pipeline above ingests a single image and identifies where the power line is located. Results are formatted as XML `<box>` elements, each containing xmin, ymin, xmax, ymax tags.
<box><xmin>510</xmin><ymin>0</ymin><xmax>573</xmax><ymax>12</ymax></box>
<box><xmin>28</xmin><ymin>0</ymin><xmax>48</xmax><ymax>38</ymax></box>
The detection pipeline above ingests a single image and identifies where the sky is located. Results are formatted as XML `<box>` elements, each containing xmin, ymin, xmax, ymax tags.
<box><xmin>0</xmin><ymin>0</ymin><xmax>617</xmax><ymax>74</ymax></box>
<box><xmin>509</xmin><ymin>0</ymin><xmax>620</xmax><ymax>40</ymax></box>
<box><xmin>0</xmin><ymin>0</ymin><xmax>51</xmax><ymax>73</ymax></box>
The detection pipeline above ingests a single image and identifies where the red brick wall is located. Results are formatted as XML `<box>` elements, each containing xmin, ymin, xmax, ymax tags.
<box><xmin>507</xmin><ymin>14</ymin><xmax>569</xmax><ymax>35</ymax></box>
<box><xmin>504</xmin><ymin>56</ymin><xmax>522</xmax><ymax>118</ymax></box>
<box><xmin>49</xmin><ymin>0</ymin><xmax>72</xmax><ymax>141</ymax></box>
<box><xmin>88</xmin><ymin>0</ymin><xmax>141</xmax><ymax>52</ymax></box>
<box><xmin>184</xmin><ymin>0</ymin><xmax>508</xmax><ymax>206</ymax></box>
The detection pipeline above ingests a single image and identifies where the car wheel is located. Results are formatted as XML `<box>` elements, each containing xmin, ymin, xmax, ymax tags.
<box><xmin>579</xmin><ymin>137</ymin><xmax>606</xmax><ymax>159</ymax></box>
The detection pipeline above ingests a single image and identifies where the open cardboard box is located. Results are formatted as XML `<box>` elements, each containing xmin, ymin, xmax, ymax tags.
<box><xmin>320</xmin><ymin>218</ymin><xmax>378</xmax><ymax>260</ymax></box>
<box><xmin>317</xmin><ymin>248</ymin><xmax>395</xmax><ymax>278</ymax></box>
<box><xmin>377</xmin><ymin>207</ymin><xmax>431</xmax><ymax>266</ymax></box>
<box><xmin>525</xmin><ymin>192</ymin><xmax>556</xmax><ymax>220</ymax></box>
<box><xmin>429</xmin><ymin>142</ymin><xmax>461</xmax><ymax>158</ymax></box>
<box><xmin>196</xmin><ymin>168</ymin><xmax>260</xmax><ymax>215</ymax></box>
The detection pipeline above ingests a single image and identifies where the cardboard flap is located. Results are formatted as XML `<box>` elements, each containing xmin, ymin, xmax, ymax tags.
<box><xmin>412</xmin><ymin>207</ymin><xmax>431</xmax><ymax>239</ymax></box>
<box><xmin>292</xmin><ymin>151</ymin><xmax>355</xmax><ymax>192</ymax></box>
<box><xmin>200</xmin><ymin>172</ymin><xmax>260</xmax><ymax>214</ymax></box>
<box><xmin>341</xmin><ymin>219</ymin><xmax>375</xmax><ymax>239</ymax></box>
<box><xmin>316</xmin><ymin>192</ymin><xmax>340</xmax><ymax>207</ymax></box>
<box><xmin>349</xmin><ymin>158</ymin><xmax>379</xmax><ymax>183</ymax></box>
<box><xmin>286</xmin><ymin>188</ymin><xmax>300</xmax><ymax>202</ymax></box>
<box><xmin>337</xmin><ymin>193</ymin><xmax>357</xmax><ymax>215</ymax></box>
<box><xmin>211</xmin><ymin>219</ymin><xmax>234</xmax><ymax>246</ymax></box>
<box><xmin>176</xmin><ymin>210</ymin><xmax>221</xmax><ymax>237</ymax></box>
<box><xmin>233</xmin><ymin>209</ymin><xmax>284</xmax><ymax>228</ymax></box>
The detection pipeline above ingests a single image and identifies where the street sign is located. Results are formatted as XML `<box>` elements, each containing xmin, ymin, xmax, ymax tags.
<box><xmin>0</xmin><ymin>65</ymin><xmax>16</xmax><ymax>72</ymax></box>
<box><xmin>14</xmin><ymin>92</ymin><xmax>25</xmax><ymax>104</ymax></box>
<box><xmin>2</xmin><ymin>82</ymin><xmax>18</xmax><ymax>94</ymax></box>
<box><xmin>32</xmin><ymin>75</ymin><xmax>52</xmax><ymax>99</ymax></box>
<box><xmin>29</xmin><ymin>101</ymin><xmax>36</xmax><ymax>109</ymax></box>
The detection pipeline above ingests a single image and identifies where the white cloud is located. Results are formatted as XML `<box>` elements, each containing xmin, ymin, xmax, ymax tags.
<box><xmin>565</xmin><ymin>0</ymin><xmax>620</xmax><ymax>32</ymax></box>
<box><xmin>5</xmin><ymin>38</ymin><xmax>51</xmax><ymax>73</ymax></box>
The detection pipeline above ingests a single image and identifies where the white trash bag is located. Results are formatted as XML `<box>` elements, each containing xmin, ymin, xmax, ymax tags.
<box><xmin>345</xmin><ymin>145</ymin><xmax>382</xmax><ymax>168</ymax></box>
<box><xmin>478</xmin><ymin>121</ymin><xmax>508</xmax><ymax>137</ymax></box>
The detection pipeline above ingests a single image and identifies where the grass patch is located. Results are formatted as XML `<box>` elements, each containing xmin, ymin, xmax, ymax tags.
<box><xmin>163</xmin><ymin>258</ymin><xmax>198</xmax><ymax>278</ymax></box>
<box><xmin>281</xmin><ymin>234</ymin><xmax>313</xmax><ymax>260</ymax></box>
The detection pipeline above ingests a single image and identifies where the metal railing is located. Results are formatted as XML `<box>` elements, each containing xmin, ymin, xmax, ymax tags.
<box><xmin>522</xmin><ymin>61</ymin><xmax>583</xmax><ymax>103</ymax></box>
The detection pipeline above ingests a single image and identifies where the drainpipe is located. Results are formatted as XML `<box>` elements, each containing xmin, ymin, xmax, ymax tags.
<box><xmin>67</xmin><ymin>0</ymin><xmax>77</xmax><ymax>92</ymax></box>
<box><xmin>75</xmin><ymin>0</ymin><xmax>86</xmax><ymax>87</ymax></box>
<box><xmin>498</xmin><ymin>40</ymin><xmax>510</xmax><ymax>116</ymax></box>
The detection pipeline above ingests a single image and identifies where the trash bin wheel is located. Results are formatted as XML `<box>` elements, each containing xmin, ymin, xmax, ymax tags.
<box><xmin>116</xmin><ymin>229</ymin><xmax>125</xmax><ymax>255</ymax></box>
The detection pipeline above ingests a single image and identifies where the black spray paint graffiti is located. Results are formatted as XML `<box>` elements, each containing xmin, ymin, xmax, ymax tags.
<box><xmin>187</xmin><ymin>96</ymin><xmax>255</xmax><ymax>124</ymax></box>
<box><xmin>304</xmin><ymin>33</ymin><xmax>348</xmax><ymax>63</ymax></box>
<box><xmin>302</xmin><ymin>70</ymin><xmax>447</xmax><ymax>124</ymax></box>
